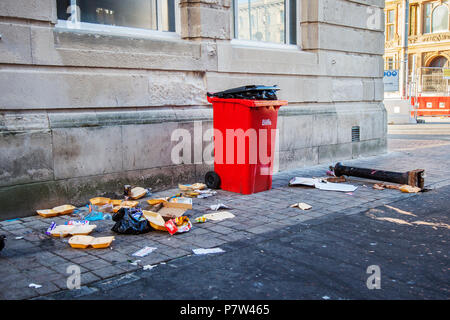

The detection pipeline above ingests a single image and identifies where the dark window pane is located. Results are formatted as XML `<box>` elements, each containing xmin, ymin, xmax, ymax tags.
<box><xmin>289</xmin><ymin>0</ymin><xmax>296</xmax><ymax>44</ymax></box>
<box><xmin>57</xmin><ymin>0</ymin><xmax>71</xmax><ymax>20</ymax></box>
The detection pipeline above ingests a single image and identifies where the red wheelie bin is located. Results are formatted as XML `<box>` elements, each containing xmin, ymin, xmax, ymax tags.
<box><xmin>205</xmin><ymin>86</ymin><xmax>287</xmax><ymax>194</ymax></box>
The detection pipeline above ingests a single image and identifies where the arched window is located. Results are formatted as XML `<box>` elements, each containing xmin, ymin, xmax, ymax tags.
<box><xmin>432</xmin><ymin>5</ymin><xmax>449</xmax><ymax>33</ymax></box>
<box><xmin>429</xmin><ymin>56</ymin><xmax>448</xmax><ymax>68</ymax></box>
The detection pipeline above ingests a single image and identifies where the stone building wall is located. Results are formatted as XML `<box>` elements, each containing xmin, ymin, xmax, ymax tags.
<box><xmin>0</xmin><ymin>0</ymin><xmax>387</xmax><ymax>219</ymax></box>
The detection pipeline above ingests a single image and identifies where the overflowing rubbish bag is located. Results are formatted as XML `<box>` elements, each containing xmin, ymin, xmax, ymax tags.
<box><xmin>111</xmin><ymin>207</ymin><xmax>151</xmax><ymax>235</ymax></box>
<box><xmin>207</xmin><ymin>85</ymin><xmax>280</xmax><ymax>100</ymax></box>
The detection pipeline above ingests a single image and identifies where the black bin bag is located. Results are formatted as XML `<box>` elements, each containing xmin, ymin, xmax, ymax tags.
<box><xmin>111</xmin><ymin>208</ymin><xmax>151</xmax><ymax>235</ymax></box>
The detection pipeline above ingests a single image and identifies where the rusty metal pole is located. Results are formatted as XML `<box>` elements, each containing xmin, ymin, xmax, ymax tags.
<box><xmin>333</xmin><ymin>162</ymin><xmax>424</xmax><ymax>189</ymax></box>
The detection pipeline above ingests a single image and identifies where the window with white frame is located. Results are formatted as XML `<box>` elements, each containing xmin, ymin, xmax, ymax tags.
<box><xmin>56</xmin><ymin>0</ymin><xmax>176</xmax><ymax>32</ymax></box>
<box><xmin>233</xmin><ymin>0</ymin><xmax>297</xmax><ymax>45</ymax></box>
<box><xmin>423</xmin><ymin>1</ymin><xmax>450</xmax><ymax>34</ymax></box>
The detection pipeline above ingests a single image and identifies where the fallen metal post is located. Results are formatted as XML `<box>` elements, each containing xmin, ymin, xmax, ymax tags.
<box><xmin>333</xmin><ymin>162</ymin><xmax>424</xmax><ymax>189</ymax></box>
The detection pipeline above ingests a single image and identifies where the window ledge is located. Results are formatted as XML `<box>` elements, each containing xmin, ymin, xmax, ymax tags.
<box><xmin>230</xmin><ymin>39</ymin><xmax>301</xmax><ymax>51</ymax></box>
<box><xmin>55</xmin><ymin>20</ymin><xmax>181</xmax><ymax>41</ymax></box>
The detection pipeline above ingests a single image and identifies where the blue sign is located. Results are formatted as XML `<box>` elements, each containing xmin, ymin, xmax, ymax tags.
<box><xmin>384</xmin><ymin>69</ymin><xmax>399</xmax><ymax>92</ymax></box>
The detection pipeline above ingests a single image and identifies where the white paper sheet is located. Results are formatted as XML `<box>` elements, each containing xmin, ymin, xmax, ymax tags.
<box><xmin>192</xmin><ymin>248</ymin><xmax>225</xmax><ymax>255</ymax></box>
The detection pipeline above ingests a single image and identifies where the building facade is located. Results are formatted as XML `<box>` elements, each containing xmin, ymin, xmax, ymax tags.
<box><xmin>0</xmin><ymin>0</ymin><xmax>386</xmax><ymax>219</ymax></box>
<box><xmin>385</xmin><ymin>0</ymin><xmax>450</xmax><ymax>95</ymax></box>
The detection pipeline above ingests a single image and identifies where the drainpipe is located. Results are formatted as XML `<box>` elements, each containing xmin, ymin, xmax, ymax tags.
<box><xmin>401</xmin><ymin>0</ymin><xmax>410</xmax><ymax>99</ymax></box>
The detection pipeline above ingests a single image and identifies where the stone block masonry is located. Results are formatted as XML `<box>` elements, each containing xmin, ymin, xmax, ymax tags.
<box><xmin>0</xmin><ymin>0</ymin><xmax>386</xmax><ymax>219</ymax></box>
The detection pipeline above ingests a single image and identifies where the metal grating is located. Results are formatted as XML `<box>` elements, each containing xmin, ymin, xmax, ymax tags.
<box><xmin>352</xmin><ymin>126</ymin><xmax>360</xmax><ymax>142</ymax></box>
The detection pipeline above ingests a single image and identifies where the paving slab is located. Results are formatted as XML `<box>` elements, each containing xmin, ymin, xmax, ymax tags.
<box><xmin>1</xmin><ymin>139</ymin><xmax>450</xmax><ymax>299</ymax></box>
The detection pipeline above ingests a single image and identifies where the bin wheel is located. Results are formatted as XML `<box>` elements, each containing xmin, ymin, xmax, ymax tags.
<box><xmin>205</xmin><ymin>171</ymin><xmax>221</xmax><ymax>189</ymax></box>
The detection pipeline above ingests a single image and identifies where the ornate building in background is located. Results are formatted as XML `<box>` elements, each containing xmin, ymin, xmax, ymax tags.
<box><xmin>385</xmin><ymin>0</ymin><xmax>450</xmax><ymax>94</ymax></box>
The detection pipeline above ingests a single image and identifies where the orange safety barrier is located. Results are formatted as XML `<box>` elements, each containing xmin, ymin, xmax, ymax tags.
<box><xmin>411</xmin><ymin>96</ymin><xmax>450</xmax><ymax>117</ymax></box>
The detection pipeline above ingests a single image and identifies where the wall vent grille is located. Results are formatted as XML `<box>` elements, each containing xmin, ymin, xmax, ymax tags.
<box><xmin>352</xmin><ymin>126</ymin><xmax>360</xmax><ymax>142</ymax></box>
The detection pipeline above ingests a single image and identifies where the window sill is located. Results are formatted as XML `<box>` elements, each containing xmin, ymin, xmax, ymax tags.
<box><xmin>230</xmin><ymin>39</ymin><xmax>301</xmax><ymax>51</ymax></box>
<box><xmin>55</xmin><ymin>20</ymin><xmax>181</xmax><ymax>41</ymax></box>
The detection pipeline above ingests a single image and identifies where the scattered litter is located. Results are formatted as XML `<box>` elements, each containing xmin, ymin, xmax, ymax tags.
<box><xmin>345</xmin><ymin>192</ymin><xmax>353</xmax><ymax>195</ymax></box>
<box><xmin>111</xmin><ymin>208</ymin><xmax>151</xmax><ymax>235</ymax></box>
<box><xmin>179</xmin><ymin>183</ymin><xmax>207</xmax><ymax>191</ymax></box>
<box><xmin>15</xmin><ymin>236</ymin><xmax>24</xmax><ymax>240</ymax></box>
<box><xmin>147</xmin><ymin>198</ymin><xmax>169</xmax><ymax>206</ymax></box>
<box><xmin>289</xmin><ymin>177</ymin><xmax>317</xmax><ymax>187</ymax></box>
<box><xmin>129</xmin><ymin>260</ymin><xmax>141</xmax><ymax>266</ymax></box>
<box><xmin>326</xmin><ymin>176</ymin><xmax>346</xmax><ymax>183</ymax></box>
<box><xmin>65</xmin><ymin>220</ymin><xmax>90</xmax><ymax>226</ymax></box>
<box><xmin>49</xmin><ymin>224</ymin><xmax>97</xmax><ymax>238</ymax></box>
<box><xmin>289</xmin><ymin>177</ymin><xmax>357</xmax><ymax>192</ymax></box>
<box><xmin>384</xmin><ymin>205</ymin><xmax>417</xmax><ymax>217</ymax></box>
<box><xmin>168</xmin><ymin>197</ymin><xmax>193</xmax><ymax>209</ymax></box>
<box><xmin>97</xmin><ymin>203</ymin><xmax>114</xmax><ymax>213</ymax></box>
<box><xmin>195</xmin><ymin>216</ymin><xmax>207</xmax><ymax>223</ymax></box>
<box><xmin>202</xmin><ymin>211</ymin><xmax>235</xmax><ymax>221</ymax></box>
<box><xmin>145</xmin><ymin>197</ymin><xmax>192</xmax><ymax>220</ymax></box>
<box><xmin>193</xmin><ymin>248</ymin><xmax>225</xmax><ymax>255</ymax></box>
<box><xmin>290</xmin><ymin>203</ymin><xmax>312</xmax><ymax>210</ymax></box>
<box><xmin>68</xmin><ymin>235</ymin><xmax>115</xmax><ymax>249</ymax></box>
<box><xmin>158</xmin><ymin>206</ymin><xmax>188</xmax><ymax>220</ymax></box>
<box><xmin>132</xmin><ymin>246</ymin><xmax>157</xmax><ymax>257</ymax></box>
<box><xmin>315</xmin><ymin>181</ymin><xmax>357</xmax><ymax>192</ymax></box>
<box><xmin>90</xmin><ymin>197</ymin><xmax>111</xmax><ymax>206</ymax></box>
<box><xmin>375</xmin><ymin>183</ymin><xmax>422</xmax><ymax>193</ymax></box>
<box><xmin>196</xmin><ymin>189</ymin><xmax>217</xmax><ymax>199</ymax></box>
<box><xmin>373</xmin><ymin>183</ymin><xmax>386</xmax><ymax>190</ymax></box>
<box><xmin>36</xmin><ymin>204</ymin><xmax>75</xmax><ymax>218</ymax></box>
<box><xmin>143</xmin><ymin>264</ymin><xmax>156</xmax><ymax>271</ymax></box>
<box><xmin>45</xmin><ymin>222</ymin><xmax>56</xmax><ymax>235</ymax></box>
<box><xmin>142</xmin><ymin>210</ymin><xmax>192</xmax><ymax>235</ymax></box>
<box><xmin>210</xmin><ymin>203</ymin><xmax>230</xmax><ymax>211</ymax></box>
<box><xmin>85</xmin><ymin>211</ymin><xmax>103</xmax><ymax>221</ymax></box>
<box><xmin>322</xmin><ymin>296</ymin><xmax>330</xmax><ymax>300</ymax></box>
<box><xmin>142</xmin><ymin>210</ymin><xmax>167</xmax><ymax>231</ymax></box>
<box><xmin>399</xmin><ymin>185</ymin><xmax>421</xmax><ymax>193</ymax></box>
<box><xmin>130</xmin><ymin>187</ymin><xmax>147</xmax><ymax>200</ymax></box>
<box><xmin>29</xmin><ymin>283</ymin><xmax>42</xmax><ymax>289</ymax></box>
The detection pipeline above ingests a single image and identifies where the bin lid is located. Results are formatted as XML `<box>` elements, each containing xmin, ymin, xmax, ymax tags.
<box><xmin>207</xmin><ymin>85</ymin><xmax>280</xmax><ymax>100</ymax></box>
<box><xmin>207</xmin><ymin>96</ymin><xmax>288</xmax><ymax>107</ymax></box>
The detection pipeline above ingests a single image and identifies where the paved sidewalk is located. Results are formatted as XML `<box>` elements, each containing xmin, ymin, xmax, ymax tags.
<box><xmin>1</xmin><ymin>141</ymin><xmax>450</xmax><ymax>299</ymax></box>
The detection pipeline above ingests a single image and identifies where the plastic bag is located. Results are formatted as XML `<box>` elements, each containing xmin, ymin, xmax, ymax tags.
<box><xmin>111</xmin><ymin>208</ymin><xmax>151</xmax><ymax>235</ymax></box>
<box><xmin>85</xmin><ymin>210</ymin><xmax>105</xmax><ymax>221</ymax></box>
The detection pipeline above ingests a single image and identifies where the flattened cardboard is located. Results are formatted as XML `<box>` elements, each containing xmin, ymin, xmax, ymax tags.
<box><xmin>158</xmin><ymin>207</ymin><xmax>187</xmax><ymax>220</ymax></box>
<box><xmin>166</xmin><ymin>197</ymin><xmax>192</xmax><ymax>209</ymax></box>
